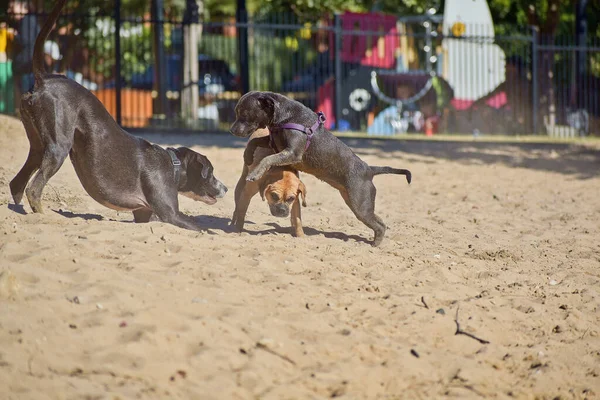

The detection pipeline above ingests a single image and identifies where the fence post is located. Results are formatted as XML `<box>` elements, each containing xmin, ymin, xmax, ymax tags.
<box><xmin>531</xmin><ymin>27</ymin><xmax>538</xmax><ymax>135</ymax></box>
<box><xmin>334</xmin><ymin>14</ymin><xmax>342</xmax><ymax>130</ymax></box>
<box><xmin>575</xmin><ymin>0</ymin><xmax>588</xmax><ymax>108</ymax></box>
<box><xmin>151</xmin><ymin>0</ymin><xmax>167</xmax><ymax>121</ymax></box>
<box><xmin>182</xmin><ymin>0</ymin><xmax>199</xmax><ymax>123</ymax></box>
<box><xmin>236</xmin><ymin>0</ymin><xmax>250</xmax><ymax>94</ymax></box>
<box><xmin>114</xmin><ymin>0</ymin><xmax>122</xmax><ymax>126</ymax></box>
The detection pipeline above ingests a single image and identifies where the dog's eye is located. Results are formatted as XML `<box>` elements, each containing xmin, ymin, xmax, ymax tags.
<box><xmin>286</xmin><ymin>196</ymin><xmax>295</xmax><ymax>203</ymax></box>
<box><xmin>271</xmin><ymin>193</ymin><xmax>280</xmax><ymax>201</ymax></box>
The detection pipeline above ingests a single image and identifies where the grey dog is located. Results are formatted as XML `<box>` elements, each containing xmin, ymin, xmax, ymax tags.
<box><xmin>9</xmin><ymin>0</ymin><xmax>227</xmax><ymax>231</ymax></box>
<box><xmin>230</xmin><ymin>91</ymin><xmax>411</xmax><ymax>246</ymax></box>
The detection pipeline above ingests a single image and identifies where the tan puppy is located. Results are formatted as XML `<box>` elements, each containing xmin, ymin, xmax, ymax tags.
<box><xmin>231</xmin><ymin>129</ymin><xmax>307</xmax><ymax>236</ymax></box>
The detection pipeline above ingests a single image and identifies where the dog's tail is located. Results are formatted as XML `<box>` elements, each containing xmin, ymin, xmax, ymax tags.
<box><xmin>370</xmin><ymin>166</ymin><xmax>412</xmax><ymax>184</ymax></box>
<box><xmin>33</xmin><ymin>0</ymin><xmax>68</xmax><ymax>85</ymax></box>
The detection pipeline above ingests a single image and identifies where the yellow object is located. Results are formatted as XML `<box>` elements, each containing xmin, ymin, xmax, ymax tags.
<box><xmin>0</xmin><ymin>26</ymin><xmax>14</xmax><ymax>55</ymax></box>
<box><xmin>299</xmin><ymin>23</ymin><xmax>312</xmax><ymax>40</ymax></box>
<box><xmin>0</xmin><ymin>27</ymin><xmax>7</xmax><ymax>54</ymax></box>
<box><xmin>284</xmin><ymin>36</ymin><xmax>299</xmax><ymax>51</ymax></box>
<box><xmin>451</xmin><ymin>22</ymin><xmax>466</xmax><ymax>37</ymax></box>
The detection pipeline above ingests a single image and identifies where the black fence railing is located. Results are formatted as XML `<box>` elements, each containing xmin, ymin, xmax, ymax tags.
<box><xmin>1</xmin><ymin>5</ymin><xmax>600</xmax><ymax>137</ymax></box>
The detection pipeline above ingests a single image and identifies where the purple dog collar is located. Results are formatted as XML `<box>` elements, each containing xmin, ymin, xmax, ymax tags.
<box><xmin>273</xmin><ymin>111</ymin><xmax>326</xmax><ymax>150</ymax></box>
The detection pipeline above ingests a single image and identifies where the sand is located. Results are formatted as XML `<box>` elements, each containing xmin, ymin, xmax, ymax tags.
<box><xmin>0</xmin><ymin>113</ymin><xmax>599</xmax><ymax>399</ymax></box>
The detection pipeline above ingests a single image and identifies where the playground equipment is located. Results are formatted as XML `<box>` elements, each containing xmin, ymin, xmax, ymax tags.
<box><xmin>0</xmin><ymin>26</ymin><xmax>15</xmax><ymax>114</ymax></box>
<box><xmin>440</xmin><ymin>0</ymin><xmax>506</xmax><ymax>107</ymax></box>
<box><xmin>315</xmin><ymin>0</ymin><xmax>508</xmax><ymax>135</ymax></box>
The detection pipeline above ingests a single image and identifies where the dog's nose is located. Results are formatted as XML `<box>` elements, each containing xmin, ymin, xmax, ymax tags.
<box><xmin>270</xmin><ymin>206</ymin><xmax>289</xmax><ymax>218</ymax></box>
<box><xmin>229</xmin><ymin>124</ymin><xmax>247</xmax><ymax>137</ymax></box>
<box><xmin>217</xmin><ymin>186</ymin><xmax>227</xmax><ymax>198</ymax></box>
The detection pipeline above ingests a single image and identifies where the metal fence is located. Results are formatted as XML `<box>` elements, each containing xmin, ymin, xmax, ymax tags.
<box><xmin>1</xmin><ymin>4</ymin><xmax>599</xmax><ymax>137</ymax></box>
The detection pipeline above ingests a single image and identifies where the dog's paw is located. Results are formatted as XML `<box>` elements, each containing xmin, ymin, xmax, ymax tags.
<box><xmin>293</xmin><ymin>229</ymin><xmax>305</xmax><ymax>237</ymax></box>
<box><xmin>246</xmin><ymin>170</ymin><xmax>262</xmax><ymax>182</ymax></box>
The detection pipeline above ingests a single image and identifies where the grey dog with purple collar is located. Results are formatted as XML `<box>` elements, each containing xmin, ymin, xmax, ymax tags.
<box><xmin>230</xmin><ymin>91</ymin><xmax>411</xmax><ymax>246</ymax></box>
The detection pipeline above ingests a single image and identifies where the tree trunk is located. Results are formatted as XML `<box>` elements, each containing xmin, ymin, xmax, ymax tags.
<box><xmin>182</xmin><ymin>0</ymin><xmax>203</xmax><ymax>123</ymax></box>
<box><xmin>528</xmin><ymin>0</ymin><xmax>562</xmax><ymax>134</ymax></box>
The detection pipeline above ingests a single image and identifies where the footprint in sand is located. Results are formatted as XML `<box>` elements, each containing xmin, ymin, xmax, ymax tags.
<box><xmin>119</xmin><ymin>324</ymin><xmax>158</xmax><ymax>344</ymax></box>
<box><xmin>0</xmin><ymin>270</ymin><xmax>20</xmax><ymax>299</ymax></box>
<box><xmin>6</xmin><ymin>252</ymin><xmax>33</xmax><ymax>263</ymax></box>
<box><xmin>100</xmin><ymin>351</ymin><xmax>147</xmax><ymax>371</ymax></box>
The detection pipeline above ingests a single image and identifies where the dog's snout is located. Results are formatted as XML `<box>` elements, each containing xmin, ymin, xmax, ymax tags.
<box><xmin>230</xmin><ymin>123</ymin><xmax>241</xmax><ymax>137</ymax></box>
<box><xmin>230</xmin><ymin>122</ymin><xmax>251</xmax><ymax>138</ymax></box>
<box><xmin>216</xmin><ymin>181</ymin><xmax>228</xmax><ymax>198</ymax></box>
<box><xmin>269</xmin><ymin>204</ymin><xmax>289</xmax><ymax>218</ymax></box>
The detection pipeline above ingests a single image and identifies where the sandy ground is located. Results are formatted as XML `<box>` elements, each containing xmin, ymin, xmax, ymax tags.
<box><xmin>0</xmin><ymin>113</ymin><xmax>599</xmax><ymax>400</ymax></box>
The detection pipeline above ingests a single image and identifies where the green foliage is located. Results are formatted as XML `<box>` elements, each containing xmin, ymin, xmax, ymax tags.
<box><xmin>198</xmin><ymin>34</ymin><xmax>238</xmax><ymax>72</ymax></box>
<box><xmin>486</xmin><ymin>0</ymin><xmax>599</xmax><ymax>39</ymax></box>
<box><xmin>83</xmin><ymin>18</ymin><xmax>154</xmax><ymax>80</ymax></box>
<box><xmin>250</xmin><ymin>29</ymin><xmax>317</xmax><ymax>90</ymax></box>
<box><xmin>362</xmin><ymin>0</ymin><xmax>440</xmax><ymax>15</ymax></box>
<box><xmin>199</xmin><ymin>30</ymin><xmax>317</xmax><ymax>90</ymax></box>
<box><xmin>205</xmin><ymin>0</ymin><xmax>237</xmax><ymax>20</ymax></box>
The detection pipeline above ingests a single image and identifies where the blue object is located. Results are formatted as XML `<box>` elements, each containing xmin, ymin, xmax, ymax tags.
<box><xmin>331</xmin><ymin>119</ymin><xmax>351</xmax><ymax>131</ymax></box>
<box><xmin>367</xmin><ymin>105</ymin><xmax>399</xmax><ymax>135</ymax></box>
<box><xmin>126</xmin><ymin>54</ymin><xmax>237</xmax><ymax>94</ymax></box>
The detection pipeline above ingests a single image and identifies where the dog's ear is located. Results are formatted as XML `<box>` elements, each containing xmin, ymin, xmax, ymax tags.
<box><xmin>298</xmin><ymin>180</ymin><xmax>307</xmax><ymax>207</ymax></box>
<box><xmin>258</xmin><ymin>181</ymin><xmax>270</xmax><ymax>201</ymax></box>
<box><xmin>256</xmin><ymin>93</ymin><xmax>275</xmax><ymax>120</ymax></box>
<box><xmin>195</xmin><ymin>153</ymin><xmax>211</xmax><ymax>179</ymax></box>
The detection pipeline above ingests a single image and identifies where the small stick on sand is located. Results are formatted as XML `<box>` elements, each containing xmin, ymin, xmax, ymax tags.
<box><xmin>421</xmin><ymin>296</ymin><xmax>429</xmax><ymax>309</ymax></box>
<box><xmin>454</xmin><ymin>307</ymin><xmax>490</xmax><ymax>344</ymax></box>
<box><xmin>256</xmin><ymin>342</ymin><xmax>296</xmax><ymax>365</ymax></box>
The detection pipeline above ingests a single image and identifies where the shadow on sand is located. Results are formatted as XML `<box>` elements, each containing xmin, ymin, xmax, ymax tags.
<box><xmin>343</xmin><ymin>137</ymin><xmax>600</xmax><ymax>180</ymax></box>
<box><xmin>262</xmin><ymin>222</ymin><xmax>370</xmax><ymax>244</ymax></box>
<box><xmin>7</xmin><ymin>203</ymin><xmax>27</xmax><ymax>215</ymax></box>
<box><xmin>53</xmin><ymin>209</ymin><xmax>104</xmax><ymax>221</ymax></box>
<box><xmin>191</xmin><ymin>213</ymin><xmax>370</xmax><ymax>243</ymax></box>
<box><xmin>192</xmin><ymin>215</ymin><xmax>235</xmax><ymax>233</ymax></box>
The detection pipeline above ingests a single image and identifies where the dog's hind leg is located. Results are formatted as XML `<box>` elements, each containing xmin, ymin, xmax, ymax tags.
<box><xmin>10</xmin><ymin>112</ymin><xmax>44</xmax><ymax>205</ymax></box>
<box><xmin>133</xmin><ymin>209</ymin><xmax>156</xmax><ymax>223</ymax></box>
<box><xmin>244</xmin><ymin>135</ymin><xmax>270</xmax><ymax>166</ymax></box>
<box><xmin>342</xmin><ymin>183</ymin><xmax>387</xmax><ymax>247</ymax></box>
<box><xmin>25</xmin><ymin>143</ymin><xmax>71</xmax><ymax>213</ymax></box>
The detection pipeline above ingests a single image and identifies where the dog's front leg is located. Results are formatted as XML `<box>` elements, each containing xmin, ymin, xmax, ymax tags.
<box><xmin>231</xmin><ymin>180</ymin><xmax>259</xmax><ymax>232</ymax></box>
<box><xmin>290</xmin><ymin>198</ymin><xmax>304</xmax><ymax>237</ymax></box>
<box><xmin>145</xmin><ymin>188</ymin><xmax>202</xmax><ymax>231</ymax></box>
<box><xmin>246</xmin><ymin>149</ymin><xmax>302</xmax><ymax>182</ymax></box>
<box><xmin>155</xmin><ymin>208</ymin><xmax>202</xmax><ymax>231</ymax></box>
<box><xmin>246</xmin><ymin>131</ymin><xmax>305</xmax><ymax>182</ymax></box>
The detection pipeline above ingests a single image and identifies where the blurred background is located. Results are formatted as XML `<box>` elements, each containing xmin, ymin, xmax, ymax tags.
<box><xmin>0</xmin><ymin>0</ymin><xmax>598</xmax><ymax>137</ymax></box>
